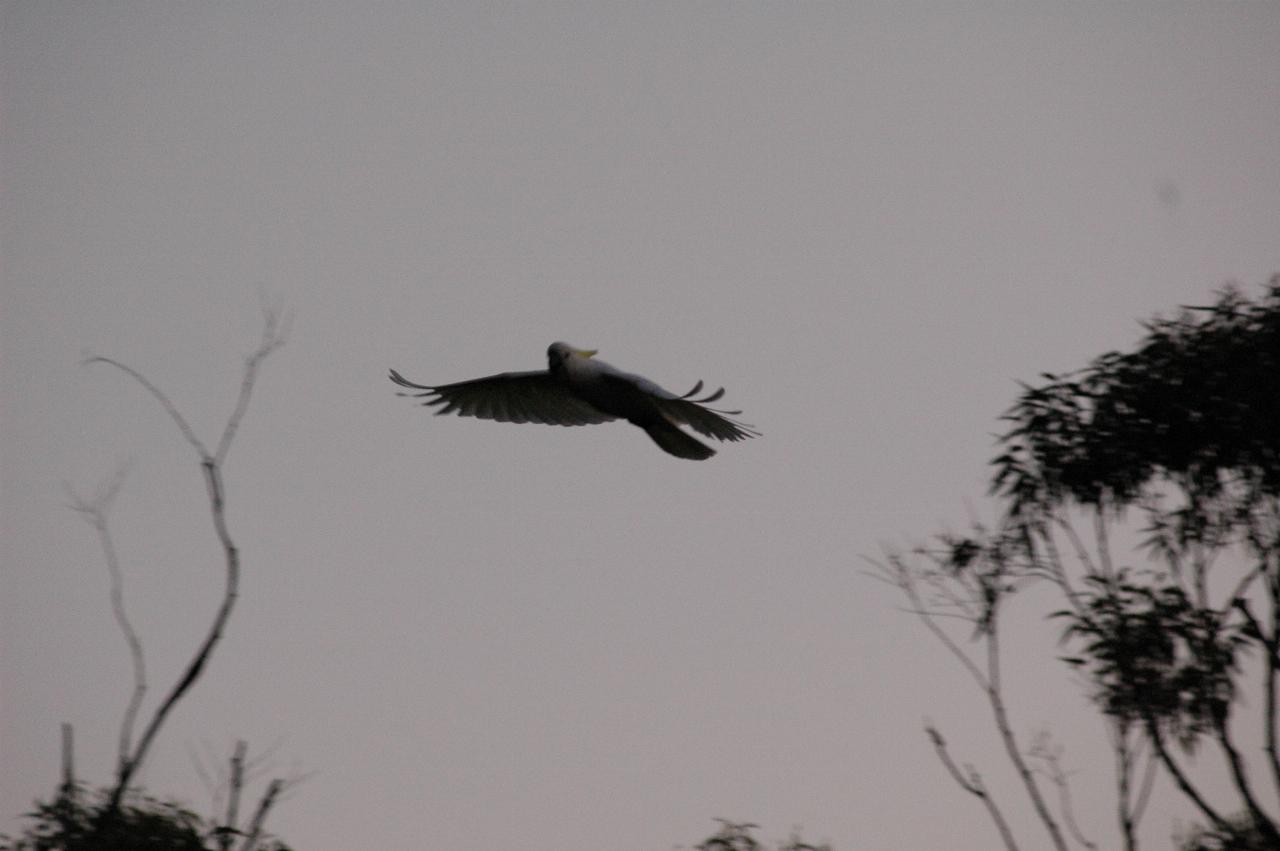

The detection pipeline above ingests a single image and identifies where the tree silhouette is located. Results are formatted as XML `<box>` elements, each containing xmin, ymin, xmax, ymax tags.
<box><xmin>878</xmin><ymin>277</ymin><xmax>1280</xmax><ymax>849</ymax></box>
<box><xmin>691</xmin><ymin>819</ymin><xmax>832</xmax><ymax>851</ymax></box>
<box><xmin>3</xmin><ymin>310</ymin><xmax>295</xmax><ymax>851</ymax></box>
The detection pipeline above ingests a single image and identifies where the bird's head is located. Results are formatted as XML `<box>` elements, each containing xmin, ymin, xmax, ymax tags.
<box><xmin>547</xmin><ymin>342</ymin><xmax>597</xmax><ymax>370</ymax></box>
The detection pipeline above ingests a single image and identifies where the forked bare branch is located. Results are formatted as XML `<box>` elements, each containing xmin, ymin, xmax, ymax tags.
<box><xmin>83</xmin><ymin>309</ymin><xmax>285</xmax><ymax>818</ymax></box>
<box><xmin>925</xmin><ymin>724</ymin><xmax>1019</xmax><ymax>850</ymax></box>
<box><xmin>65</xmin><ymin>462</ymin><xmax>147</xmax><ymax>770</ymax></box>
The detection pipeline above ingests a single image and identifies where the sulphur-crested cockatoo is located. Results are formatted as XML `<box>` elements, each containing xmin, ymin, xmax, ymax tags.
<box><xmin>390</xmin><ymin>342</ymin><xmax>758</xmax><ymax>460</ymax></box>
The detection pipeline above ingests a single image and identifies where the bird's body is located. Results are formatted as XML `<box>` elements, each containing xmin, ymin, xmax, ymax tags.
<box><xmin>390</xmin><ymin>342</ymin><xmax>757</xmax><ymax>460</ymax></box>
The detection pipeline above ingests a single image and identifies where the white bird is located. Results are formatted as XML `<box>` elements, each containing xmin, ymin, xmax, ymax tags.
<box><xmin>390</xmin><ymin>342</ymin><xmax>759</xmax><ymax>460</ymax></box>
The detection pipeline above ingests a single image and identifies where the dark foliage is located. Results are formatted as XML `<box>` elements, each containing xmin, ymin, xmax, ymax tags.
<box><xmin>993</xmin><ymin>276</ymin><xmax>1280</xmax><ymax>518</ymax></box>
<box><xmin>0</xmin><ymin>785</ymin><xmax>290</xmax><ymax>851</ymax></box>
<box><xmin>1058</xmin><ymin>573</ymin><xmax>1250</xmax><ymax>748</ymax></box>
<box><xmin>694</xmin><ymin>819</ymin><xmax>832</xmax><ymax>851</ymax></box>
<box><xmin>1179</xmin><ymin>812</ymin><xmax>1274</xmax><ymax>851</ymax></box>
<box><xmin>890</xmin><ymin>278</ymin><xmax>1280</xmax><ymax>849</ymax></box>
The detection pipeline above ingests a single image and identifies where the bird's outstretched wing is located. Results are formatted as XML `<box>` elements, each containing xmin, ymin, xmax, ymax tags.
<box><xmin>389</xmin><ymin>369</ymin><xmax>616</xmax><ymax>426</ymax></box>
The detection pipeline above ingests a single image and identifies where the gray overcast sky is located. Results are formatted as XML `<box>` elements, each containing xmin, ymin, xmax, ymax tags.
<box><xmin>3</xmin><ymin>3</ymin><xmax>1279</xmax><ymax>849</ymax></box>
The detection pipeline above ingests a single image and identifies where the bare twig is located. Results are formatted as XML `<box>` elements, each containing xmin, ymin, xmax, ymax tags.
<box><xmin>217</xmin><ymin>740</ymin><xmax>248</xmax><ymax>851</ymax></box>
<box><xmin>1110</xmin><ymin>721</ymin><xmax>1143</xmax><ymax>851</ymax></box>
<box><xmin>1032</xmin><ymin>523</ymin><xmax>1087</xmax><ymax>619</ymax></box>
<box><xmin>884</xmin><ymin>549</ymin><xmax>1068</xmax><ymax>851</ymax></box>
<box><xmin>985</xmin><ymin>612</ymin><xmax>1069</xmax><ymax>851</ymax></box>
<box><xmin>1053</xmin><ymin>517</ymin><xmax>1100</xmax><ymax>581</ymax></box>
<box><xmin>215</xmin><ymin>309</ymin><xmax>287</xmax><ymax>465</ymax></box>
<box><xmin>59</xmin><ymin>723</ymin><xmax>76</xmax><ymax>802</ymax></box>
<box><xmin>108</xmin><ymin>459</ymin><xmax>239</xmax><ymax>812</ymax></box>
<box><xmin>1224</xmin><ymin>562</ymin><xmax>1267</xmax><ymax>614</ymax></box>
<box><xmin>1093</xmin><ymin>508</ymin><xmax>1115</xmax><ymax>581</ymax></box>
<box><xmin>1269</xmin><ymin>567</ymin><xmax>1280</xmax><ymax>800</ymax></box>
<box><xmin>1030</xmin><ymin>731</ymin><xmax>1098</xmax><ymax>851</ymax></box>
<box><xmin>238</xmin><ymin>779</ymin><xmax>284</xmax><ymax>851</ymax></box>
<box><xmin>66</xmin><ymin>464</ymin><xmax>147</xmax><ymax>769</ymax></box>
<box><xmin>81</xmin><ymin>357</ymin><xmax>208</xmax><ymax>456</ymax></box>
<box><xmin>925</xmin><ymin>724</ymin><xmax>1019</xmax><ymax>850</ymax></box>
<box><xmin>1131</xmin><ymin>739</ymin><xmax>1159</xmax><ymax>827</ymax></box>
<box><xmin>1234</xmin><ymin>590</ymin><xmax>1280</xmax><ymax>804</ymax></box>
<box><xmin>884</xmin><ymin>555</ymin><xmax>988</xmax><ymax>688</ymax></box>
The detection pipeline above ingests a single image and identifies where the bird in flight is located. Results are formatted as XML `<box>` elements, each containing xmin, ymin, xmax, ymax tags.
<box><xmin>390</xmin><ymin>342</ymin><xmax>758</xmax><ymax>460</ymax></box>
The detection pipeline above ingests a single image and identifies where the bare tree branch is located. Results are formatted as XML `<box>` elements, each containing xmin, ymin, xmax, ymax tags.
<box><xmin>1211</xmin><ymin>709</ymin><xmax>1280</xmax><ymax>844</ymax></box>
<box><xmin>217</xmin><ymin>740</ymin><xmax>248</xmax><ymax>851</ymax></box>
<box><xmin>1053</xmin><ymin>516</ymin><xmax>1101</xmax><ymax>581</ymax></box>
<box><xmin>1030</xmin><ymin>731</ymin><xmax>1098</xmax><ymax>851</ymax></box>
<box><xmin>238</xmin><ymin>778</ymin><xmax>284</xmax><ymax>851</ymax></box>
<box><xmin>59</xmin><ymin>723</ymin><xmax>76</xmax><ymax>802</ymax></box>
<box><xmin>881</xmin><ymin>547</ymin><xmax>1068</xmax><ymax>851</ymax></box>
<box><xmin>1131</xmin><ymin>739</ymin><xmax>1159</xmax><ymax>827</ymax></box>
<box><xmin>984</xmin><ymin>611</ymin><xmax>1069</xmax><ymax>851</ymax></box>
<box><xmin>1030</xmin><ymin>522</ymin><xmax>1087</xmax><ymax>619</ymax></box>
<box><xmin>881</xmin><ymin>555</ymin><xmax>988</xmax><ymax>688</ymax></box>
<box><xmin>1110</xmin><ymin>720</ymin><xmax>1143</xmax><ymax>851</ymax></box>
<box><xmin>66</xmin><ymin>464</ymin><xmax>147</xmax><ymax>770</ymax></box>
<box><xmin>925</xmin><ymin>724</ymin><xmax>1019</xmax><ymax>851</ymax></box>
<box><xmin>1093</xmin><ymin>507</ymin><xmax>1115</xmax><ymax>581</ymax></box>
<box><xmin>82</xmin><ymin>357</ymin><xmax>209</xmax><ymax>457</ymax></box>
<box><xmin>1269</xmin><ymin>568</ymin><xmax>1280</xmax><ymax>800</ymax></box>
<box><xmin>1145</xmin><ymin>718</ymin><xmax>1230</xmax><ymax>833</ymax></box>
<box><xmin>215</xmin><ymin>309</ymin><xmax>287</xmax><ymax>465</ymax></box>
<box><xmin>86</xmin><ymin>311</ymin><xmax>285</xmax><ymax>817</ymax></box>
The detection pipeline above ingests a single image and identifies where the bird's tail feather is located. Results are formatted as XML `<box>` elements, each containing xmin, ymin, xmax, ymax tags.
<box><xmin>642</xmin><ymin>419</ymin><xmax>715</xmax><ymax>460</ymax></box>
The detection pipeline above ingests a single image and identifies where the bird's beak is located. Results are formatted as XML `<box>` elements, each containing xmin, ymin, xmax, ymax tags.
<box><xmin>577</xmin><ymin>349</ymin><xmax>598</xmax><ymax>358</ymax></box>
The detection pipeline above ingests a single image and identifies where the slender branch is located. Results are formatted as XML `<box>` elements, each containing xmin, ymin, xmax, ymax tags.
<box><xmin>890</xmin><ymin>557</ymin><xmax>989</xmax><ymax>688</ymax></box>
<box><xmin>1269</xmin><ymin>567</ymin><xmax>1280</xmax><ymax>799</ymax></box>
<box><xmin>1224</xmin><ymin>562</ymin><xmax>1267</xmax><ymax>614</ymax></box>
<box><xmin>1054</xmin><ymin>516</ymin><xmax>1100</xmax><ymax>580</ymax></box>
<box><xmin>1192</xmin><ymin>540</ymin><xmax>1211</xmax><ymax>611</ymax></box>
<box><xmin>219</xmin><ymin>740</ymin><xmax>248</xmax><ymax>851</ymax></box>
<box><xmin>88</xmin><ymin>312</ymin><xmax>284</xmax><ymax>817</ymax></box>
<box><xmin>925</xmin><ymin>724</ymin><xmax>1019</xmax><ymax>850</ymax></box>
<box><xmin>59</xmin><ymin>723</ymin><xmax>76</xmax><ymax>802</ymax></box>
<box><xmin>190</xmin><ymin>741</ymin><xmax>223</xmax><ymax>818</ymax></box>
<box><xmin>1036</xmin><ymin>524</ymin><xmax>1086</xmax><ymax>618</ymax></box>
<box><xmin>1030</xmin><ymin>734</ymin><xmax>1098</xmax><ymax>851</ymax></box>
<box><xmin>1093</xmin><ymin>508</ymin><xmax>1115</xmax><ymax>580</ymax></box>
<box><xmin>1235</xmin><ymin>590</ymin><xmax>1280</xmax><ymax>802</ymax></box>
<box><xmin>1144</xmin><ymin>718</ymin><xmax>1230</xmax><ymax>832</ymax></box>
<box><xmin>1131</xmin><ymin>740</ymin><xmax>1159</xmax><ymax>826</ymax></box>
<box><xmin>108</xmin><ymin>461</ymin><xmax>240</xmax><ymax>812</ymax></box>
<box><xmin>66</xmin><ymin>466</ymin><xmax>147</xmax><ymax>770</ymax></box>
<box><xmin>1111</xmin><ymin>721</ymin><xmax>1139</xmax><ymax>851</ymax></box>
<box><xmin>215</xmin><ymin>310</ymin><xmax>286</xmax><ymax>464</ymax></box>
<box><xmin>1111</xmin><ymin>721</ymin><xmax>1156</xmax><ymax>850</ymax></box>
<box><xmin>238</xmin><ymin>779</ymin><xmax>284</xmax><ymax>851</ymax></box>
<box><xmin>1212</xmin><ymin>710</ymin><xmax>1280</xmax><ymax>843</ymax></box>
<box><xmin>83</xmin><ymin>357</ymin><xmax>208</xmax><ymax>456</ymax></box>
<box><xmin>985</xmin><ymin>614</ymin><xmax>1069</xmax><ymax>851</ymax></box>
<box><xmin>887</xmin><ymin>548</ymin><xmax>1065</xmax><ymax>849</ymax></box>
